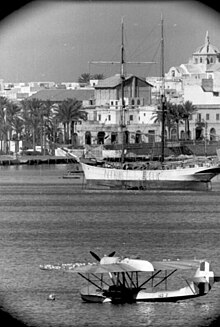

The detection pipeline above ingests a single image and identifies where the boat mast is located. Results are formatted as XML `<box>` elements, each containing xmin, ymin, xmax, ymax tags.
<box><xmin>120</xmin><ymin>17</ymin><xmax>126</xmax><ymax>164</ymax></box>
<box><xmin>161</xmin><ymin>14</ymin><xmax>165</xmax><ymax>163</ymax></box>
<box><xmin>89</xmin><ymin>19</ymin><xmax>156</xmax><ymax>165</ymax></box>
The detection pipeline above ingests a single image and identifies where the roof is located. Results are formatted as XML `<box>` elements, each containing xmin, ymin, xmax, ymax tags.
<box><xmin>180</xmin><ymin>64</ymin><xmax>206</xmax><ymax>75</ymax></box>
<box><xmin>193</xmin><ymin>31</ymin><xmax>220</xmax><ymax>55</ymax></box>
<box><xmin>28</xmin><ymin>89</ymin><xmax>95</xmax><ymax>102</ymax></box>
<box><xmin>95</xmin><ymin>74</ymin><xmax>153</xmax><ymax>88</ymax></box>
<box><xmin>194</xmin><ymin>43</ymin><xmax>219</xmax><ymax>56</ymax></box>
<box><xmin>206</xmin><ymin>62</ymin><xmax>220</xmax><ymax>72</ymax></box>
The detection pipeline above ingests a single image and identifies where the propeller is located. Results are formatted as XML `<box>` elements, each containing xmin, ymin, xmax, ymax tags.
<box><xmin>108</xmin><ymin>251</ymin><xmax>116</xmax><ymax>257</ymax></box>
<box><xmin>90</xmin><ymin>251</ymin><xmax>101</xmax><ymax>262</ymax></box>
<box><xmin>90</xmin><ymin>251</ymin><xmax>116</xmax><ymax>262</ymax></box>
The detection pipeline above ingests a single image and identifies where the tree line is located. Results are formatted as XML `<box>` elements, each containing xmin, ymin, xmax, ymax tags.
<box><xmin>0</xmin><ymin>96</ymin><xmax>87</xmax><ymax>154</ymax></box>
<box><xmin>78</xmin><ymin>73</ymin><xmax>104</xmax><ymax>84</ymax></box>
<box><xmin>0</xmin><ymin>92</ymin><xmax>197</xmax><ymax>156</ymax></box>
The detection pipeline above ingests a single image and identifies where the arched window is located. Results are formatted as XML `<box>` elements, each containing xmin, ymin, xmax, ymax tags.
<box><xmin>135</xmin><ymin>130</ymin><xmax>142</xmax><ymax>144</ymax></box>
<box><xmin>180</xmin><ymin>130</ymin><xmax>185</xmax><ymax>140</ymax></box>
<box><xmin>195</xmin><ymin>126</ymin><xmax>203</xmax><ymax>141</ymax></box>
<box><xmin>72</xmin><ymin>133</ymin><xmax>78</xmax><ymax>146</ymax></box>
<box><xmin>164</xmin><ymin>130</ymin><xmax>168</xmax><ymax>140</ymax></box>
<box><xmin>131</xmin><ymin>99</ymin><xmax>135</xmax><ymax>107</ymax></box>
<box><xmin>85</xmin><ymin>131</ymin><xmax>91</xmax><ymax>145</ymax></box>
<box><xmin>124</xmin><ymin>131</ymin><xmax>129</xmax><ymax>144</ymax></box>
<box><xmin>111</xmin><ymin>132</ymin><xmax>118</xmax><ymax>144</ymax></box>
<box><xmin>171</xmin><ymin>128</ymin><xmax>177</xmax><ymax>141</ymax></box>
<box><xmin>97</xmin><ymin>131</ymin><xmax>105</xmax><ymax>144</ymax></box>
<box><xmin>210</xmin><ymin>128</ymin><xmax>216</xmax><ymax>142</ymax></box>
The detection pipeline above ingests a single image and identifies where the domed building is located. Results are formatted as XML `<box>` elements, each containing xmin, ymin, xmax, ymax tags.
<box><xmin>167</xmin><ymin>31</ymin><xmax>220</xmax><ymax>83</ymax></box>
<box><xmin>192</xmin><ymin>31</ymin><xmax>220</xmax><ymax>66</ymax></box>
<box><xmin>165</xmin><ymin>32</ymin><xmax>220</xmax><ymax>143</ymax></box>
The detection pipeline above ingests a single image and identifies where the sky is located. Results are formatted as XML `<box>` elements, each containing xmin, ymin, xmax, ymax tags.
<box><xmin>0</xmin><ymin>0</ymin><xmax>220</xmax><ymax>83</ymax></box>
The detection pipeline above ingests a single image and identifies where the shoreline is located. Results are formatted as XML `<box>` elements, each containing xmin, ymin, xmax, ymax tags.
<box><xmin>0</xmin><ymin>155</ymin><xmax>76</xmax><ymax>166</ymax></box>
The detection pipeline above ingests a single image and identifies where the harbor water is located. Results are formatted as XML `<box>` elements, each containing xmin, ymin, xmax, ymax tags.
<box><xmin>0</xmin><ymin>164</ymin><xmax>220</xmax><ymax>327</ymax></box>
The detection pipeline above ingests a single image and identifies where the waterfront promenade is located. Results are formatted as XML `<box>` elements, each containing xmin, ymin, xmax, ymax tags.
<box><xmin>0</xmin><ymin>155</ymin><xmax>76</xmax><ymax>166</ymax></box>
<box><xmin>0</xmin><ymin>141</ymin><xmax>219</xmax><ymax>166</ymax></box>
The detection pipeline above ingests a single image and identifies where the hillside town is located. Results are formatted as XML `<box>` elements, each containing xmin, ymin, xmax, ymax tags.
<box><xmin>1</xmin><ymin>31</ymin><xmax>220</xmax><ymax>159</ymax></box>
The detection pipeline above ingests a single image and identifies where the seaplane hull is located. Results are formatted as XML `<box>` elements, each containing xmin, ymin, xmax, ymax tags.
<box><xmin>79</xmin><ymin>281</ymin><xmax>203</xmax><ymax>304</ymax></box>
<box><xmin>81</xmin><ymin>293</ymin><xmax>108</xmax><ymax>303</ymax></box>
<box><xmin>80</xmin><ymin>291</ymin><xmax>200</xmax><ymax>303</ymax></box>
<box><xmin>81</xmin><ymin>163</ymin><xmax>220</xmax><ymax>191</ymax></box>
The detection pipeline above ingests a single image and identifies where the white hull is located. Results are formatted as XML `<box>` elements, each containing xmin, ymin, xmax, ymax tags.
<box><xmin>81</xmin><ymin>162</ymin><xmax>220</xmax><ymax>191</ymax></box>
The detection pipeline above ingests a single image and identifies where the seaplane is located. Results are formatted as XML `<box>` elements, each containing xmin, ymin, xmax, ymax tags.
<box><xmin>40</xmin><ymin>251</ymin><xmax>220</xmax><ymax>304</ymax></box>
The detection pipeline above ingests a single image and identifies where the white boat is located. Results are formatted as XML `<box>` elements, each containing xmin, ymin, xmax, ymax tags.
<box><xmin>81</xmin><ymin>161</ymin><xmax>220</xmax><ymax>191</ymax></box>
<box><xmin>80</xmin><ymin>18</ymin><xmax>220</xmax><ymax>191</ymax></box>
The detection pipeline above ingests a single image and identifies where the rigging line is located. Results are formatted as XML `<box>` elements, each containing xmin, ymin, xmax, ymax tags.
<box><xmin>123</xmin><ymin>22</ymin><xmax>155</xmax><ymax>72</ymax></box>
<box><xmin>94</xmin><ymin>24</ymin><xmax>121</xmax><ymax>63</ymax></box>
<box><xmin>128</xmin><ymin>18</ymin><xmax>161</xmax><ymax>60</ymax></box>
<box><xmin>142</xmin><ymin>50</ymin><xmax>160</xmax><ymax>77</ymax></box>
<box><xmin>90</xmin><ymin>24</ymin><xmax>121</xmax><ymax>77</ymax></box>
<box><xmin>146</xmin><ymin>41</ymin><xmax>161</xmax><ymax>76</ymax></box>
<box><xmin>129</xmin><ymin>41</ymin><xmax>160</xmax><ymax>62</ymax></box>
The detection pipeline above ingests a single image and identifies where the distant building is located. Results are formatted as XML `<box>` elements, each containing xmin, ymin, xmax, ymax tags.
<box><xmin>61</xmin><ymin>82</ymin><xmax>81</xmax><ymax>89</ymax></box>
<box><xmin>29</xmin><ymin>88</ymin><xmax>95</xmax><ymax>108</ymax></box>
<box><xmin>76</xmin><ymin>74</ymin><xmax>159</xmax><ymax>146</ymax></box>
<box><xmin>165</xmin><ymin>31</ymin><xmax>220</xmax><ymax>141</ymax></box>
<box><xmin>0</xmin><ymin>80</ymin><xmax>56</xmax><ymax>101</ymax></box>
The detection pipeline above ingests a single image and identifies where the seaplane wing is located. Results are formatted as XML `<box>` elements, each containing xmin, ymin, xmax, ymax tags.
<box><xmin>65</xmin><ymin>258</ymin><xmax>154</xmax><ymax>274</ymax></box>
<box><xmin>151</xmin><ymin>259</ymin><xmax>202</xmax><ymax>271</ymax></box>
<box><xmin>40</xmin><ymin>257</ymin><xmax>155</xmax><ymax>274</ymax></box>
<box><xmin>40</xmin><ymin>262</ymin><xmax>150</xmax><ymax>274</ymax></box>
<box><xmin>40</xmin><ymin>258</ymin><xmax>203</xmax><ymax>274</ymax></box>
<box><xmin>68</xmin><ymin>263</ymin><xmax>145</xmax><ymax>274</ymax></box>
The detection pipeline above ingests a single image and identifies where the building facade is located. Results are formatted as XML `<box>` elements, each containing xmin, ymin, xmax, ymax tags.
<box><xmin>75</xmin><ymin>74</ymin><xmax>160</xmax><ymax>147</ymax></box>
<box><xmin>165</xmin><ymin>31</ymin><xmax>220</xmax><ymax>142</ymax></box>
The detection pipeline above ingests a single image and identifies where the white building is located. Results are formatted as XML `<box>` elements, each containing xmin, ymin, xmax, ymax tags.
<box><xmin>166</xmin><ymin>31</ymin><xmax>220</xmax><ymax>141</ymax></box>
<box><xmin>75</xmin><ymin>74</ymin><xmax>160</xmax><ymax>146</ymax></box>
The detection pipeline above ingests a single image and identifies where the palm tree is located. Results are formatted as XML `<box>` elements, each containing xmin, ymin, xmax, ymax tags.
<box><xmin>78</xmin><ymin>73</ymin><xmax>91</xmax><ymax>84</ymax></box>
<box><xmin>153</xmin><ymin>101</ymin><xmax>190</xmax><ymax>141</ymax></box>
<box><xmin>6</xmin><ymin>102</ymin><xmax>21</xmax><ymax>152</ymax></box>
<box><xmin>170</xmin><ymin>103</ymin><xmax>184</xmax><ymax>141</ymax></box>
<box><xmin>55</xmin><ymin>98</ymin><xmax>87</xmax><ymax>145</ymax></box>
<box><xmin>92</xmin><ymin>74</ymin><xmax>105</xmax><ymax>80</ymax></box>
<box><xmin>0</xmin><ymin>96</ymin><xmax>13</xmax><ymax>153</ymax></box>
<box><xmin>164</xmin><ymin>102</ymin><xmax>178</xmax><ymax>140</ymax></box>
<box><xmin>181</xmin><ymin>101</ymin><xmax>196</xmax><ymax>140</ymax></box>
<box><xmin>152</xmin><ymin>102</ymin><xmax>176</xmax><ymax>141</ymax></box>
<box><xmin>40</xmin><ymin>100</ymin><xmax>53</xmax><ymax>154</ymax></box>
<box><xmin>11</xmin><ymin>116</ymin><xmax>24</xmax><ymax>153</ymax></box>
<box><xmin>21</xmin><ymin>98</ymin><xmax>43</xmax><ymax>151</ymax></box>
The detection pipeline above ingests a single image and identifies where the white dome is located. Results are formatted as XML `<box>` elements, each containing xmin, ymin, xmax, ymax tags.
<box><xmin>193</xmin><ymin>31</ymin><xmax>219</xmax><ymax>55</ymax></box>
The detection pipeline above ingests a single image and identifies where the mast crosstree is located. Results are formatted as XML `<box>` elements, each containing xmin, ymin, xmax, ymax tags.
<box><xmin>89</xmin><ymin>18</ymin><xmax>156</xmax><ymax>164</ymax></box>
